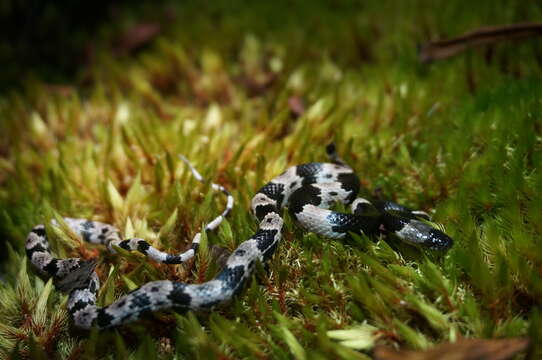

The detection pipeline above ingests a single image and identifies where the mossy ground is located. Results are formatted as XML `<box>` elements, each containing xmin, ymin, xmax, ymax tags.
<box><xmin>1</xmin><ymin>1</ymin><xmax>542</xmax><ymax>359</ymax></box>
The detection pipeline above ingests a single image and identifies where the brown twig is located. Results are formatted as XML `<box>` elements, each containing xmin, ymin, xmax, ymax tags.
<box><xmin>374</xmin><ymin>337</ymin><xmax>530</xmax><ymax>360</ymax></box>
<box><xmin>419</xmin><ymin>23</ymin><xmax>542</xmax><ymax>63</ymax></box>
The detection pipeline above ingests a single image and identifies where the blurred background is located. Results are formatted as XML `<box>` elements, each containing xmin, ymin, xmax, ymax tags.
<box><xmin>3</xmin><ymin>0</ymin><xmax>541</xmax><ymax>93</ymax></box>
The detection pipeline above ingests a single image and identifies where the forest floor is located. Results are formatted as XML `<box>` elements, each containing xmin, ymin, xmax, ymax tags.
<box><xmin>1</xmin><ymin>1</ymin><xmax>541</xmax><ymax>359</ymax></box>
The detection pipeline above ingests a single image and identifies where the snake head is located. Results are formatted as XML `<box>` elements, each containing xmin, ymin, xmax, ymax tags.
<box><xmin>383</xmin><ymin>214</ymin><xmax>453</xmax><ymax>251</ymax></box>
<box><xmin>424</xmin><ymin>228</ymin><xmax>454</xmax><ymax>251</ymax></box>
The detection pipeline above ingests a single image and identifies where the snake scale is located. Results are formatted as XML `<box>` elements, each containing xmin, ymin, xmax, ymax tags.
<box><xmin>25</xmin><ymin>144</ymin><xmax>453</xmax><ymax>329</ymax></box>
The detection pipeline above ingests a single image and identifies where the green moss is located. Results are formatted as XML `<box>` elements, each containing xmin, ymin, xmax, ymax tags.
<box><xmin>1</xmin><ymin>0</ymin><xmax>542</xmax><ymax>358</ymax></box>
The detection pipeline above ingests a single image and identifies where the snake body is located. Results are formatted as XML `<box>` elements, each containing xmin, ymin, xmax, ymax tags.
<box><xmin>25</xmin><ymin>145</ymin><xmax>452</xmax><ymax>329</ymax></box>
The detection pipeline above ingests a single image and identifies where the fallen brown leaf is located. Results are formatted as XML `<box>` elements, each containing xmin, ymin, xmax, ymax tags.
<box><xmin>54</xmin><ymin>260</ymin><xmax>97</xmax><ymax>293</ymax></box>
<box><xmin>419</xmin><ymin>23</ymin><xmax>542</xmax><ymax>63</ymax></box>
<box><xmin>209</xmin><ymin>245</ymin><xmax>231</xmax><ymax>270</ymax></box>
<box><xmin>115</xmin><ymin>23</ymin><xmax>161</xmax><ymax>56</ymax></box>
<box><xmin>44</xmin><ymin>84</ymin><xmax>76</xmax><ymax>96</ymax></box>
<box><xmin>374</xmin><ymin>337</ymin><xmax>530</xmax><ymax>360</ymax></box>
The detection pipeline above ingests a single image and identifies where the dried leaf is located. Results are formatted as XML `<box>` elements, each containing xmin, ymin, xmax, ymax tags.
<box><xmin>374</xmin><ymin>337</ymin><xmax>530</xmax><ymax>360</ymax></box>
<box><xmin>54</xmin><ymin>260</ymin><xmax>97</xmax><ymax>293</ymax></box>
<box><xmin>419</xmin><ymin>22</ymin><xmax>542</xmax><ymax>63</ymax></box>
<box><xmin>115</xmin><ymin>23</ymin><xmax>161</xmax><ymax>55</ymax></box>
<box><xmin>209</xmin><ymin>245</ymin><xmax>231</xmax><ymax>270</ymax></box>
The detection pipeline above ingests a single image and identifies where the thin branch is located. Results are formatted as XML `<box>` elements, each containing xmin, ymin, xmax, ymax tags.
<box><xmin>419</xmin><ymin>22</ymin><xmax>542</xmax><ymax>63</ymax></box>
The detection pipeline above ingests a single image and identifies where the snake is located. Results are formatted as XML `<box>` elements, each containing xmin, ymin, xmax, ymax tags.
<box><xmin>25</xmin><ymin>144</ymin><xmax>453</xmax><ymax>329</ymax></box>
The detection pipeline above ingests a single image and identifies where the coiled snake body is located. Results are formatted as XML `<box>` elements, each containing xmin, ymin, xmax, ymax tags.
<box><xmin>25</xmin><ymin>145</ymin><xmax>452</xmax><ymax>329</ymax></box>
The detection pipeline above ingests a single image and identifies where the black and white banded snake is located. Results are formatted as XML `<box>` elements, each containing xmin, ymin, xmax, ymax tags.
<box><xmin>25</xmin><ymin>144</ymin><xmax>453</xmax><ymax>329</ymax></box>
